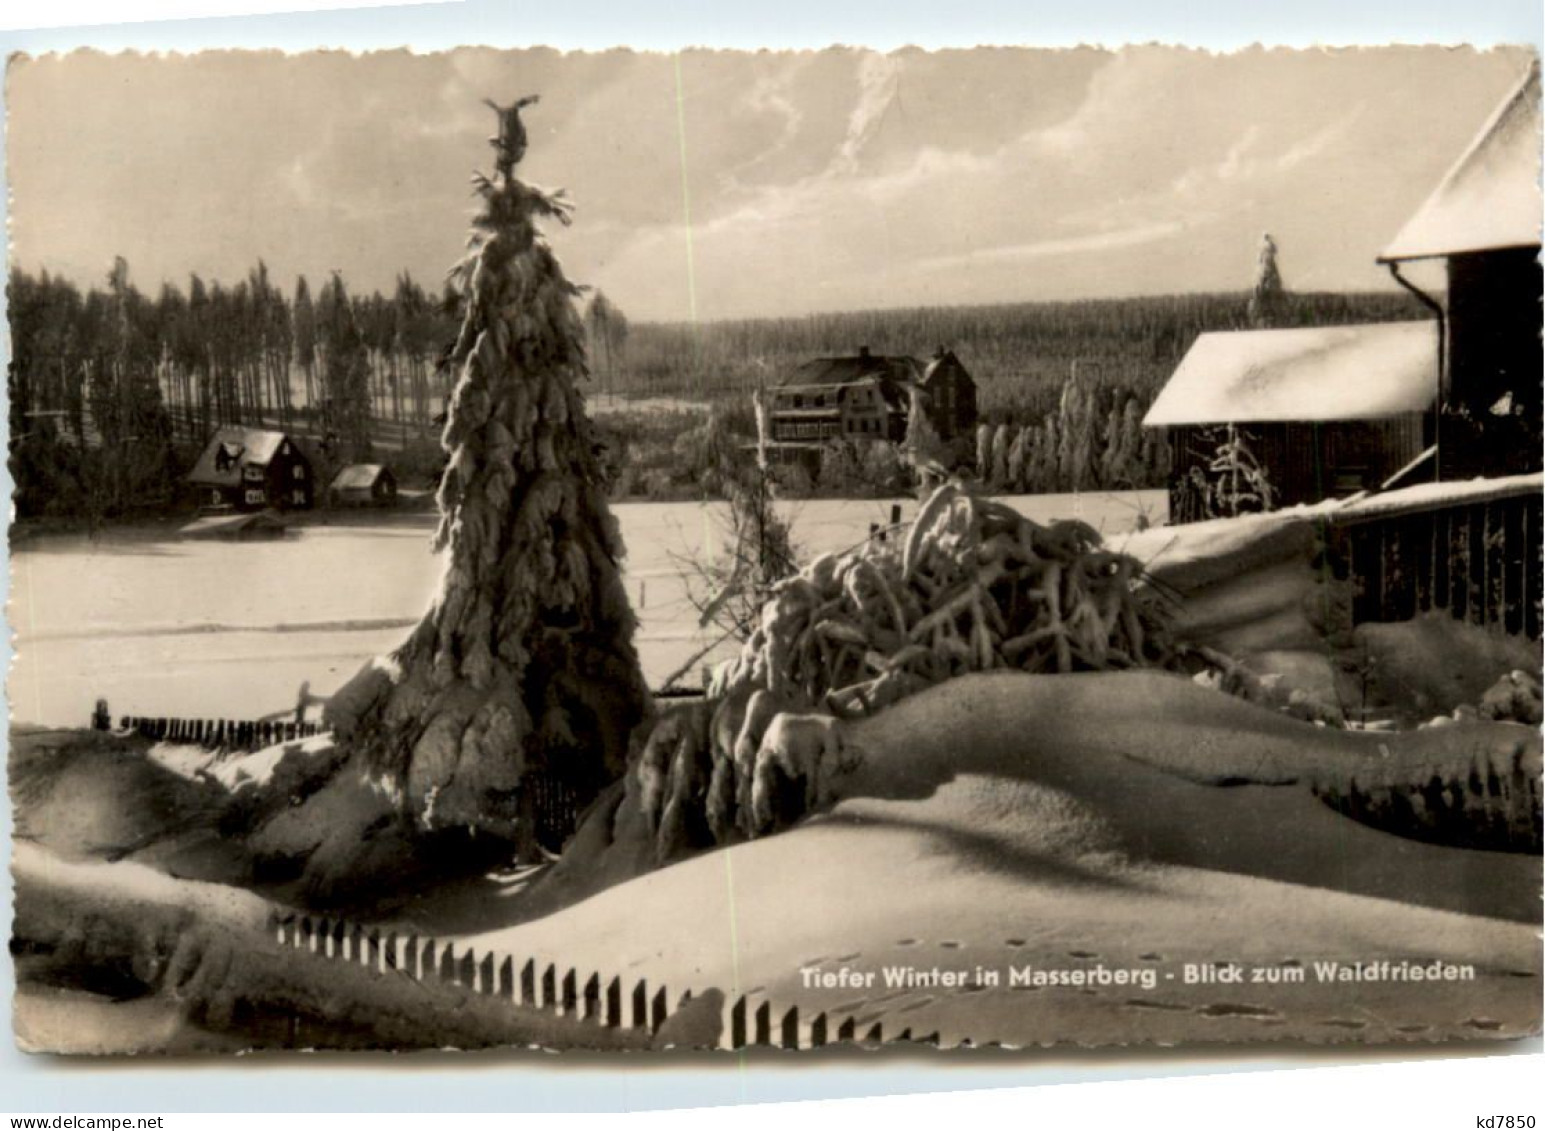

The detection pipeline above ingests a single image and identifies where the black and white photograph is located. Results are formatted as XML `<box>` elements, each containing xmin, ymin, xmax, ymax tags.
<box><xmin>5</xmin><ymin>37</ymin><xmax>1542</xmax><ymax>1057</ymax></box>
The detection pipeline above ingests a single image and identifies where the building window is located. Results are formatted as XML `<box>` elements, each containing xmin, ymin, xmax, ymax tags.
<box><xmin>793</xmin><ymin>396</ymin><xmax>804</xmax><ymax>408</ymax></box>
<box><xmin>294</xmin><ymin>465</ymin><xmax>305</xmax><ymax>480</ymax></box>
<box><xmin>245</xmin><ymin>488</ymin><xmax>265</xmax><ymax>506</ymax></box>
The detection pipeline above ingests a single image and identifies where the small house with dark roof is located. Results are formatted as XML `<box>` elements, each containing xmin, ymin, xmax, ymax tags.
<box><xmin>768</xmin><ymin>346</ymin><xmax>976</xmax><ymax>447</ymax></box>
<box><xmin>327</xmin><ymin>463</ymin><xmax>398</xmax><ymax>508</ymax></box>
<box><xmin>187</xmin><ymin>426</ymin><xmax>314</xmax><ymax>511</ymax></box>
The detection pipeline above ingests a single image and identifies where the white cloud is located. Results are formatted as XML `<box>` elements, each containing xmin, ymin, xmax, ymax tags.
<box><xmin>832</xmin><ymin>52</ymin><xmax>902</xmax><ymax>173</ymax></box>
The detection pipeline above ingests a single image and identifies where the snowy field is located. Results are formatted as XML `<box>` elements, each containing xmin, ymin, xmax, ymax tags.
<box><xmin>7</xmin><ymin>490</ymin><xmax>1164</xmax><ymax>729</ymax></box>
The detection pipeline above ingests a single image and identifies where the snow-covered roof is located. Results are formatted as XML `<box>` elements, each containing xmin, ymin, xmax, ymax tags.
<box><xmin>1143</xmin><ymin>321</ymin><xmax>1439</xmax><ymax>426</ymax></box>
<box><xmin>1333</xmin><ymin>471</ymin><xmax>1543</xmax><ymax>523</ymax></box>
<box><xmin>1379</xmin><ymin>62</ymin><xmax>1541</xmax><ymax>262</ymax></box>
<box><xmin>329</xmin><ymin>463</ymin><xmax>390</xmax><ymax>492</ymax></box>
<box><xmin>186</xmin><ymin>427</ymin><xmax>296</xmax><ymax>486</ymax></box>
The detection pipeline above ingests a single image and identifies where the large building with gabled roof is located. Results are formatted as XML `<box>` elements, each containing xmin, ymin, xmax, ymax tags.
<box><xmin>767</xmin><ymin>346</ymin><xmax>977</xmax><ymax>448</ymax></box>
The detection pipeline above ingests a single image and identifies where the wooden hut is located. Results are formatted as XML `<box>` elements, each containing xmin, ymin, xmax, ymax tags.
<box><xmin>327</xmin><ymin>463</ymin><xmax>398</xmax><ymax>508</ymax></box>
<box><xmin>187</xmin><ymin>427</ymin><xmax>314</xmax><ymax>511</ymax></box>
<box><xmin>1145</xmin><ymin>321</ymin><xmax>1439</xmax><ymax>522</ymax></box>
<box><xmin>1150</xmin><ymin>62</ymin><xmax>1540</xmax><ymax>525</ymax></box>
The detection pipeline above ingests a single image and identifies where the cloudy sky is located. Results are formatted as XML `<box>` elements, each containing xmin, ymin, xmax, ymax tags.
<box><xmin>5</xmin><ymin>45</ymin><xmax>1534</xmax><ymax>321</ymax></box>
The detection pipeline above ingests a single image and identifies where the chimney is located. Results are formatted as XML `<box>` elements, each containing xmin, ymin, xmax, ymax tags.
<box><xmin>858</xmin><ymin>345</ymin><xmax>871</xmax><ymax>360</ymax></box>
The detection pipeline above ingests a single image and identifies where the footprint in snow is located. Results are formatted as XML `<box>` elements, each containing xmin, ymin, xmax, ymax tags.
<box><xmin>1197</xmin><ymin>1003</ymin><xmax>1282</xmax><ymax>1020</ymax></box>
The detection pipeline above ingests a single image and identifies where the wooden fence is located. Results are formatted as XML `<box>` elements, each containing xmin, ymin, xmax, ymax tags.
<box><xmin>107</xmin><ymin>714</ymin><xmax>324</xmax><ymax>751</ymax></box>
<box><xmin>1323</xmin><ymin>478</ymin><xmax>1542</xmax><ymax>640</ymax></box>
<box><xmin>268</xmin><ymin>910</ymin><xmax>933</xmax><ymax>1051</ymax></box>
<box><xmin>97</xmin><ymin>708</ymin><xmax>587</xmax><ymax>848</ymax></box>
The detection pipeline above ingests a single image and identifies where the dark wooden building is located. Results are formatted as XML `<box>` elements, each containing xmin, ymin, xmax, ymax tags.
<box><xmin>1145</xmin><ymin>321</ymin><xmax>1439</xmax><ymax>521</ymax></box>
<box><xmin>767</xmin><ymin>346</ymin><xmax>977</xmax><ymax>448</ymax></box>
<box><xmin>1150</xmin><ymin>62</ymin><xmax>1540</xmax><ymax>525</ymax></box>
<box><xmin>187</xmin><ymin>427</ymin><xmax>314</xmax><ymax>511</ymax></box>
<box><xmin>915</xmin><ymin>347</ymin><xmax>977</xmax><ymax>440</ymax></box>
<box><xmin>1376</xmin><ymin>61</ymin><xmax>1542</xmax><ymax>482</ymax></box>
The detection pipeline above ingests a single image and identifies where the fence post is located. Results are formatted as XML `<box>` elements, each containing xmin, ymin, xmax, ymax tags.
<box><xmin>631</xmin><ymin>980</ymin><xmax>648</xmax><ymax>1030</ymax></box>
<box><xmin>299</xmin><ymin>916</ymin><xmax>314</xmax><ymax>954</ymax></box>
<box><xmin>498</xmin><ymin>956</ymin><xmax>513</xmax><ymax>999</ymax></box>
<box><xmin>561</xmin><ymin>969</ymin><xmax>578</xmax><ymax>1016</ymax></box>
<box><xmin>810</xmin><ymin>1013</ymin><xmax>827</xmax><ymax>1048</ymax></box>
<box><xmin>754</xmin><ymin>1001</ymin><xmax>771</xmax><ymax>1046</ymax></box>
<box><xmin>458</xmin><ymin>948</ymin><xmax>475</xmax><ymax>989</ymax></box>
<box><xmin>440</xmin><ymin>943</ymin><xmax>457</xmax><ymax>983</ymax></box>
<box><xmin>583</xmin><ymin>973</ymin><xmax>601</xmax><ymax>1021</ymax></box>
<box><xmin>781</xmin><ymin>1006</ymin><xmax>799</xmax><ymax>1050</ymax></box>
<box><xmin>331</xmin><ymin>919</ymin><xmax>346</xmax><ymax>960</ymax></box>
<box><xmin>651</xmin><ymin>986</ymin><xmax>667</xmax><ymax>1033</ymax></box>
<box><xmin>837</xmin><ymin>1017</ymin><xmax>855</xmax><ymax>1043</ymax></box>
<box><xmin>421</xmin><ymin>940</ymin><xmax>437</xmax><ymax>980</ymax></box>
<box><xmin>348</xmin><ymin>924</ymin><xmax>364</xmax><ymax>964</ymax></box>
<box><xmin>605</xmin><ymin>976</ymin><xmax>622</xmax><ymax>1027</ymax></box>
<box><xmin>730</xmin><ymin>997</ymin><xmax>747</xmax><ymax>1049</ymax></box>
<box><xmin>541</xmin><ymin>964</ymin><xmax>557</xmax><ymax>1011</ymax></box>
<box><xmin>383</xmin><ymin>933</ymin><xmax>398</xmax><ymax>971</ymax></box>
<box><xmin>864</xmin><ymin>1022</ymin><xmax>883</xmax><ymax>1046</ymax></box>
<box><xmin>521</xmin><ymin>959</ymin><xmax>536</xmax><ymax>1006</ymax></box>
<box><xmin>367</xmin><ymin>930</ymin><xmax>381</xmax><ymax>972</ymax></box>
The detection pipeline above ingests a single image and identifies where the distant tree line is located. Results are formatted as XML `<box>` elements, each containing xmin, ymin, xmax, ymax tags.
<box><xmin>7</xmin><ymin>259</ymin><xmax>462</xmax><ymax>520</ymax></box>
<box><xmin>618</xmin><ymin>290</ymin><xmax>1427</xmax><ymax>422</ymax></box>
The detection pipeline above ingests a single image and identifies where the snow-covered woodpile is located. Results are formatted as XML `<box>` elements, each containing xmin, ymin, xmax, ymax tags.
<box><xmin>710</xmin><ymin>481</ymin><xmax>1175</xmax><ymax>720</ymax></box>
<box><xmin>636</xmin><ymin>482</ymin><xmax>1178</xmax><ymax>854</ymax></box>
